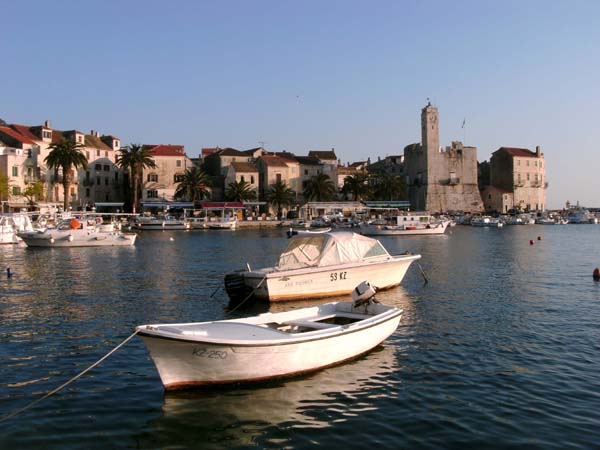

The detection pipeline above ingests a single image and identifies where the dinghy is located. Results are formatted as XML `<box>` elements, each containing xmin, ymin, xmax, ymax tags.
<box><xmin>137</xmin><ymin>282</ymin><xmax>402</xmax><ymax>390</ymax></box>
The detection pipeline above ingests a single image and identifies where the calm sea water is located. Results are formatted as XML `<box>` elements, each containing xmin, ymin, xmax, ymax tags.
<box><xmin>1</xmin><ymin>225</ymin><xmax>599</xmax><ymax>449</ymax></box>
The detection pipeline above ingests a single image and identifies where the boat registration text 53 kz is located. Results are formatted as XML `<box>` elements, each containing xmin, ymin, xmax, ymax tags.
<box><xmin>330</xmin><ymin>271</ymin><xmax>348</xmax><ymax>282</ymax></box>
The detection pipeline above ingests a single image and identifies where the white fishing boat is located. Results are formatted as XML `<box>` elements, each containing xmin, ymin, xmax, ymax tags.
<box><xmin>360</xmin><ymin>214</ymin><xmax>450</xmax><ymax>236</ymax></box>
<box><xmin>18</xmin><ymin>217</ymin><xmax>137</xmax><ymax>247</ymax></box>
<box><xmin>137</xmin><ymin>281</ymin><xmax>402</xmax><ymax>389</ymax></box>
<box><xmin>207</xmin><ymin>214</ymin><xmax>237</xmax><ymax>230</ymax></box>
<box><xmin>0</xmin><ymin>213</ymin><xmax>34</xmax><ymax>244</ymax></box>
<box><xmin>224</xmin><ymin>232</ymin><xmax>420</xmax><ymax>302</ymax></box>
<box><xmin>470</xmin><ymin>216</ymin><xmax>504</xmax><ymax>227</ymax></box>
<box><xmin>132</xmin><ymin>214</ymin><xmax>191</xmax><ymax>230</ymax></box>
<box><xmin>286</xmin><ymin>227</ymin><xmax>331</xmax><ymax>238</ymax></box>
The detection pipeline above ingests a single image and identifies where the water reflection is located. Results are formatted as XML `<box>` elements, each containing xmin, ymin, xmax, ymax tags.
<box><xmin>136</xmin><ymin>344</ymin><xmax>401</xmax><ymax>449</ymax></box>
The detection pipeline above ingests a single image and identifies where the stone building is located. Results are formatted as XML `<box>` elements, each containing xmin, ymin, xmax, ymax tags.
<box><xmin>404</xmin><ymin>103</ymin><xmax>483</xmax><ymax>213</ymax></box>
<box><xmin>224</xmin><ymin>162</ymin><xmax>259</xmax><ymax>199</ymax></box>
<box><xmin>140</xmin><ymin>145</ymin><xmax>193</xmax><ymax>203</ymax></box>
<box><xmin>489</xmin><ymin>146</ymin><xmax>547</xmax><ymax>212</ymax></box>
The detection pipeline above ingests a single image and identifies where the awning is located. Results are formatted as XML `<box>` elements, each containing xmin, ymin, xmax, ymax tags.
<box><xmin>141</xmin><ymin>202</ymin><xmax>194</xmax><ymax>209</ymax></box>
<box><xmin>199</xmin><ymin>201</ymin><xmax>244</xmax><ymax>209</ymax></box>
<box><xmin>94</xmin><ymin>202</ymin><xmax>124</xmax><ymax>207</ymax></box>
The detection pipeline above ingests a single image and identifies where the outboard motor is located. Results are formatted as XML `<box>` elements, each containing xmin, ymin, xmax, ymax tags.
<box><xmin>352</xmin><ymin>281</ymin><xmax>377</xmax><ymax>308</ymax></box>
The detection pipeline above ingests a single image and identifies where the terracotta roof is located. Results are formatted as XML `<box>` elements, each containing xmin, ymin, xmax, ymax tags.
<box><xmin>0</xmin><ymin>126</ymin><xmax>36</xmax><ymax>145</ymax></box>
<box><xmin>495</xmin><ymin>147</ymin><xmax>538</xmax><ymax>158</ymax></box>
<box><xmin>218</xmin><ymin>148</ymin><xmax>246</xmax><ymax>157</ymax></box>
<box><xmin>260</xmin><ymin>155</ymin><xmax>289</xmax><ymax>167</ymax></box>
<box><xmin>202</xmin><ymin>147</ymin><xmax>221</xmax><ymax>157</ymax></box>
<box><xmin>274</xmin><ymin>151</ymin><xmax>299</xmax><ymax>163</ymax></box>
<box><xmin>295</xmin><ymin>156</ymin><xmax>322</xmax><ymax>166</ymax></box>
<box><xmin>230</xmin><ymin>161</ymin><xmax>258</xmax><ymax>172</ymax></box>
<box><xmin>85</xmin><ymin>134</ymin><xmax>112</xmax><ymax>151</ymax></box>
<box><xmin>349</xmin><ymin>161</ymin><xmax>368</xmax><ymax>168</ymax></box>
<box><xmin>9</xmin><ymin>124</ymin><xmax>40</xmax><ymax>142</ymax></box>
<box><xmin>309</xmin><ymin>150</ymin><xmax>337</xmax><ymax>160</ymax></box>
<box><xmin>145</xmin><ymin>144</ymin><xmax>186</xmax><ymax>156</ymax></box>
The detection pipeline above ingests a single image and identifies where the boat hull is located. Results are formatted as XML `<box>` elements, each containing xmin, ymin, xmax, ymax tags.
<box><xmin>138</xmin><ymin>313</ymin><xmax>400</xmax><ymax>389</ymax></box>
<box><xmin>19</xmin><ymin>230</ymin><xmax>137</xmax><ymax>247</ymax></box>
<box><xmin>360</xmin><ymin>221</ymin><xmax>449</xmax><ymax>236</ymax></box>
<box><xmin>240</xmin><ymin>255</ymin><xmax>420</xmax><ymax>302</ymax></box>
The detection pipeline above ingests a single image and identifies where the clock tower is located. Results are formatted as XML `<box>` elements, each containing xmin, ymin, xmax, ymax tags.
<box><xmin>421</xmin><ymin>101</ymin><xmax>439</xmax><ymax>156</ymax></box>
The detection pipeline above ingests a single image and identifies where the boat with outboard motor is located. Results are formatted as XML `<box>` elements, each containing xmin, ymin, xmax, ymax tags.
<box><xmin>137</xmin><ymin>281</ymin><xmax>402</xmax><ymax>389</ymax></box>
<box><xmin>224</xmin><ymin>231</ymin><xmax>420</xmax><ymax>302</ymax></box>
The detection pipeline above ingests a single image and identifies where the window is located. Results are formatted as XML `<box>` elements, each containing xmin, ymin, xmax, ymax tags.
<box><xmin>70</xmin><ymin>187</ymin><xmax>76</xmax><ymax>197</ymax></box>
<box><xmin>97</xmin><ymin>177</ymin><xmax>101</xmax><ymax>185</ymax></box>
<box><xmin>12</xmin><ymin>166</ymin><xmax>18</xmax><ymax>177</ymax></box>
<box><xmin>86</xmin><ymin>171</ymin><xmax>90</xmax><ymax>181</ymax></box>
<box><xmin>174</xmin><ymin>174</ymin><xmax>184</xmax><ymax>183</ymax></box>
<box><xmin>276</xmin><ymin>173</ymin><xmax>282</xmax><ymax>183</ymax></box>
<box><xmin>12</xmin><ymin>186</ymin><xmax>21</xmax><ymax>195</ymax></box>
<box><xmin>105</xmin><ymin>177</ymin><xmax>109</xmax><ymax>186</ymax></box>
<box><xmin>305</xmin><ymin>169</ymin><xmax>308</xmax><ymax>175</ymax></box>
<box><xmin>148</xmin><ymin>174</ymin><xmax>158</xmax><ymax>182</ymax></box>
<box><xmin>176</xmin><ymin>160</ymin><xmax>182</xmax><ymax>167</ymax></box>
<box><xmin>147</xmin><ymin>190</ymin><xmax>158</xmax><ymax>198</ymax></box>
<box><xmin>27</xmin><ymin>149</ymin><xmax>32</xmax><ymax>158</ymax></box>
<box><xmin>43</xmin><ymin>131</ymin><xmax>51</xmax><ymax>139</ymax></box>
<box><xmin>95</xmin><ymin>164</ymin><xmax>101</xmax><ymax>170</ymax></box>
<box><xmin>105</xmin><ymin>151</ymin><xmax>108</xmax><ymax>157</ymax></box>
<box><xmin>251</xmin><ymin>175</ymin><xmax>255</xmax><ymax>184</ymax></box>
<box><xmin>488</xmin><ymin>194</ymin><xmax>492</xmax><ymax>200</ymax></box>
<box><xmin>115</xmin><ymin>172</ymin><xmax>119</xmax><ymax>181</ymax></box>
<box><xmin>103</xmin><ymin>165</ymin><xmax>110</xmax><ymax>171</ymax></box>
<box><xmin>86</xmin><ymin>151</ymin><xmax>90</xmax><ymax>159</ymax></box>
<box><xmin>96</xmin><ymin>150</ymin><xmax>100</xmax><ymax>157</ymax></box>
<box><xmin>526</xmin><ymin>160</ymin><xmax>530</xmax><ymax>166</ymax></box>
<box><xmin>78</xmin><ymin>136</ymin><xmax>83</xmax><ymax>143</ymax></box>
<box><xmin>86</xmin><ymin>188</ymin><xmax>90</xmax><ymax>197</ymax></box>
<box><xmin>527</xmin><ymin>173</ymin><xmax>530</xmax><ymax>181</ymax></box>
<box><xmin>241</xmin><ymin>175</ymin><xmax>245</xmax><ymax>183</ymax></box>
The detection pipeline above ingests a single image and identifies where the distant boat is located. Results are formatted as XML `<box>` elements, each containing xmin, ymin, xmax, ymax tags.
<box><xmin>360</xmin><ymin>213</ymin><xmax>450</xmax><ymax>236</ymax></box>
<box><xmin>18</xmin><ymin>217</ymin><xmax>136</xmax><ymax>247</ymax></box>
<box><xmin>137</xmin><ymin>281</ymin><xmax>402</xmax><ymax>389</ymax></box>
<box><xmin>224</xmin><ymin>232</ymin><xmax>420</xmax><ymax>302</ymax></box>
<box><xmin>286</xmin><ymin>227</ymin><xmax>331</xmax><ymax>238</ymax></box>
<box><xmin>132</xmin><ymin>215</ymin><xmax>190</xmax><ymax>230</ymax></box>
<box><xmin>471</xmin><ymin>216</ymin><xmax>504</xmax><ymax>227</ymax></box>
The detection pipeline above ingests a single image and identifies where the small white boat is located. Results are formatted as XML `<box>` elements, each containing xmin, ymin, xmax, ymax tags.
<box><xmin>0</xmin><ymin>213</ymin><xmax>34</xmax><ymax>244</ymax></box>
<box><xmin>18</xmin><ymin>217</ymin><xmax>137</xmax><ymax>247</ymax></box>
<box><xmin>207</xmin><ymin>215</ymin><xmax>238</xmax><ymax>230</ymax></box>
<box><xmin>137</xmin><ymin>282</ymin><xmax>402</xmax><ymax>389</ymax></box>
<box><xmin>224</xmin><ymin>232</ymin><xmax>420</xmax><ymax>302</ymax></box>
<box><xmin>471</xmin><ymin>216</ymin><xmax>504</xmax><ymax>227</ymax></box>
<box><xmin>286</xmin><ymin>227</ymin><xmax>331</xmax><ymax>238</ymax></box>
<box><xmin>132</xmin><ymin>214</ymin><xmax>190</xmax><ymax>230</ymax></box>
<box><xmin>360</xmin><ymin>216</ymin><xmax>450</xmax><ymax>236</ymax></box>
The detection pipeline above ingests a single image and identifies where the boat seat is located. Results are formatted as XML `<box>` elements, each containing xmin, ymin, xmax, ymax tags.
<box><xmin>334</xmin><ymin>312</ymin><xmax>372</xmax><ymax>320</ymax></box>
<box><xmin>282</xmin><ymin>319</ymin><xmax>339</xmax><ymax>329</ymax></box>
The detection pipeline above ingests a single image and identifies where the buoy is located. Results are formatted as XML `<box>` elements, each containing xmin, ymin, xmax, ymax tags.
<box><xmin>593</xmin><ymin>268</ymin><xmax>600</xmax><ymax>281</ymax></box>
<box><xmin>169</xmin><ymin>237</ymin><xmax>174</xmax><ymax>241</ymax></box>
<box><xmin>70</xmin><ymin>219</ymin><xmax>81</xmax><ymax>229</ymax></box>
<box><xmin>6</xmin><ymin>267</ymin><xmax>12</xmax><ymax>278</ymax></box>
<box><xmin>537</xmin><ymin>236</ymin><xmax>542</xmax><ymax>241</ymax></box>
<box><xmin>529</xmin><ymin>240</ymin><xmax>534</xmax><ymax>245</ymax></box>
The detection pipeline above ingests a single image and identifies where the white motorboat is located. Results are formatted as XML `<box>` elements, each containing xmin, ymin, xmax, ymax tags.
<box><xmin>207</xmin><ymin>215</ymin><xmax>237</xmax><ymax>230</ymax></box>
<box><xmin>0</xmin><ymin>213</ymin><xmax>34</xmax><ymax>244</ymax></box>
<box><xmin>224</xmin><ymin>232</ymin><xmax>420</xmax><ymax>302</ymax></box>
<box><xmin>286</xmin><ymin>227</ymin><xmax>331</xmax><ymax>238</ymax></box>
<box><xmin>360</xmin><ymin>214</ymin><xmax>450</xmax><ymax>236</ymax></box>
<box><xmin>137</xmin><ymin>282</ymin><xmax>402</xmax><ymax>389</ymax></box>
<box><xmin>470</xmin><ymin>216</ymin><xmax>504</xmax><ymax>227</ymax></box>
<box><xmin>18</xmin><ymin>217</ymin><xmax>137</xmax><ymax>247</ymax></box>
<box><xmin>132</xmin><ymin>214</ymin><xmax>190</xmax><ymax>230</ymax></box>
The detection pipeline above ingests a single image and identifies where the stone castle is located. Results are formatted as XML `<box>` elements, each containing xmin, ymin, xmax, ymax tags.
<box><xmin>404</xmin><ymin>103</ymin><xmax>484</xmax><ymax>213</ymax></box>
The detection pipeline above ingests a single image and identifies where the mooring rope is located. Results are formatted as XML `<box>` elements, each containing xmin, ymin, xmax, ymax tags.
<box><xmin>416</xmin><ymin>262</ymin><xmax>429</xmax><ymax>284</ymax></box>
<box><xmin>0</xmin><ymin>329</ymin><xmax>140</xmax><ymax>424</ymax></box>
<box><xmin>227</xmin><ymin>275</ymin><xmax>267</xmax><ymax>314</ymax></box>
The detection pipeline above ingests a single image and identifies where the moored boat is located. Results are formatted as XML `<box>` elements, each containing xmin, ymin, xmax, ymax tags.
<box><xmin>137</xmin><ymin>281</ymin><xmax>401</xmax><ymax>389</ymax></box>
<box><xmin>132</xmin><ymin>214</ymin><xmax>190</xmax><ymax>230</ymax></box>
<box><xmin>360</xmin><ymin>215</ymin><xmax>449</xmax><ymax>236</ymax></box>
<box><xmin>224</xmin><ymin>231</ymin><xmax>420</xmax><ymax>302</ymax></box>
<box><xmin>18</xmin><ymin>217</ymin><xmax>136</xmax><ymax>247</ymax></box>
<box><xmin>0</xmin><ymin>213</ymin><xmax>34</xmax><ymax>244</ymax></box>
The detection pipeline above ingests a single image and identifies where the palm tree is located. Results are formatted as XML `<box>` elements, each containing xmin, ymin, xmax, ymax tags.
<box><xmin>373</xmin><ymin>174</ymin><xmax>406</xmax><ymax>201</ymax></box>
<box><xmin>174</xmin><ymin>167</ymin><xmax>212</xmax><ymax>203</ymax></box>
<box><xmin>225</xmin><ymin>180</ymin><xmax>256</xmax><ymax>202</ymax></box>
<box><xmin>303</xmin><ymin>173</ymin><xmax>336</xmax><ymax>202</ymax></box>
<box><xmin>116</xmin><ymin>143</ymin><xmax>156</xmax><ymax>213</ymax></box>
<box><xmin>44</xmin><ymin>138</ymin><xmax>88</xmax><ymax>210</ymax></box>
<box><xmin>342</xmin><ymin>172</ymin><xmax>371</xmax><ymax>201</ymax></box>
<box><xmin>267</xmin><ymin>180</ymin><xmax>296</xmax><ymax>219</ymax></box>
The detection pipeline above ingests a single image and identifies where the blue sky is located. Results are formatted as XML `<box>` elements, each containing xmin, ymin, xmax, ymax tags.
<box><xmin>2</xmin><ymin>0</ymin><xmax>599</xmax><ymax>208</ymax></box>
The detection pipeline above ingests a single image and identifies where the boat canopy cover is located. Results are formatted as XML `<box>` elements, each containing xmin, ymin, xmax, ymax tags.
<box><xmin>276</xmin><ymin>232</ymin><xmax>389</xmax><ymax>270</ymax></box>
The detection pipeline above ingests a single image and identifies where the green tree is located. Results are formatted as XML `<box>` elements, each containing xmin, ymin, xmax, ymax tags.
<box><xmin>116</xmin><ymin>143</ymin><xmax>156</xmax><ymax>213</ymax></box>
<box><xmin>23</xmin><ymin>181</ymin><xmax>45</xmax><ymax>210</ymax></box>
<box><xmin>342</xmin><ymin>172</ymin><xmax>371</xmax><ymax>201</ymax></box>
<box><xmin>303</xmin><ymin>173</ymin><xmax>336</xmax><ymax>202</ymax></box>
<box><xmin>0</xmin><ymin>172</ymin><xmax>10</xmax><ymax>213</ymax></box>
<box><xmin>373</xmin><ymin>174</ymin><xmax>406</xmax><ymax>201</ymax></box>
<box><xmin>44</xmin><ymin>138</ymin><xmax>88</xmax><ymax>210</ymax></box>
<box><xmin>267</xmin><ymin>180</ymin><xmax>296</xmax><ymax>219</ymax></box>
<box><xmin>174</xmin><ymin>167</ymin><xmax>212</xmax><ymax>203</ymax></box>
<box><xmin>225</xmin><ymin>180</ymin><xmax>256</xmax><ymax>202</ymax></box>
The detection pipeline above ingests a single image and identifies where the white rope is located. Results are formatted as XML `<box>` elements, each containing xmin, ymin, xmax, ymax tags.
<box><xmin>0</xmin><ymin>329</ymin><xmax>140</xmax><ymax>424</ymax></box>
